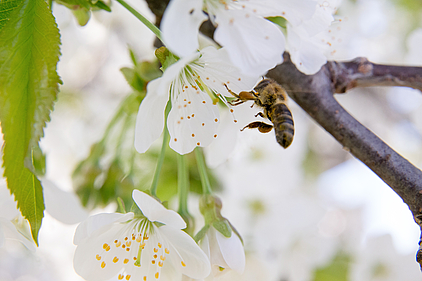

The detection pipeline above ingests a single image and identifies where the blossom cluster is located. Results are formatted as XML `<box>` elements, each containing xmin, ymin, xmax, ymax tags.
<box><xmin>135</xmin><ymin>0</ymin><xmax>340</xmax><ymax>156</ymax></box>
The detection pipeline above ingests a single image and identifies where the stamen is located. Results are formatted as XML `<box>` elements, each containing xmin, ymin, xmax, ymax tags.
<box><xmin>101</xmin><ymin>261</ymin><xmax>106</xmax><ymax>268</ymax></box>
<box><xmin>155</xmin><ymin>272</ymin><xmax>159</xmax><ymax>279</ymax></box>
<box><xmin>181</xmin><ymin>261</ymin><xmax>186</xmax><ymax>267</ymax></box>
<box><xmin>113</xmin><ymin>257</ymin><xmax>119</xmax><ymax>263</ymax></box>
<box><xmin>126</xmin><ymin>275</ymin><xmax>131</xmax><ymax>280</ymax></box>
<box><xmin>124</xmin><ymin>258</ymin><xmax>129</xmax><ymax>264</ymax></box>
<box><xmin>165</xmin><ymin>248</ymin><xmax>170</xmax><ymax>254</ymax></box>
<box><xmin>118</xmin><ymin>274</ymin><xmax>124</xmax><ymax>280</ymax></box>
<box><xmin>96</xmin><ymin>254</ymin><xmax>101</xmax><ymax>261</ymax></box>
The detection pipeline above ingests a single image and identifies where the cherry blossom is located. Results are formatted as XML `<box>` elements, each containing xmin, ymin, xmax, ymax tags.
<box><xmin>73</xmin><ymin>190</ymin><xmax>211</xmax><ymax>281</ymax></box>
<box><xmin>161</xmin><ymin>0</ymin><xmax>317</xmax><ymax>76</ymax></box>
<box><xmin>134</xmin><ymin>46</ymin><xmax>259</xmax><ymax>155</ymax></box>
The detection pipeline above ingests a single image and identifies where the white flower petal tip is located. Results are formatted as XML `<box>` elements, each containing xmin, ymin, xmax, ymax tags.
<box><xmin>161</xmin><ymin>0</ymin><xmax>207</xmax><ymax>57</ymax></box>
<box><xmin>201</xmin><ymin>227</ymin><xmax>245</xmax><ymax>277</ymax></box>
<box><xmin>132</xmin><ymin>190</ymin><xmax>186</xmax><ymax>229</ymax></box>
<box><xmin>42</xmin><ymin>179</ymin><xmax>88</xmax><ymax>225</ymax></box>
<box><xmin>134</xmin><ymin>79</ymin><xmax>169</xmax><ymax>154</ymax></box>
<box><xmin>214</xmin><ymin>10</ymin><xmax>285</xmax><ymax>76</ymax></box>
<box><xmin>74</xmin><ymin>192</ymin><xmax>210</xmax><ymax>281</ymax></box>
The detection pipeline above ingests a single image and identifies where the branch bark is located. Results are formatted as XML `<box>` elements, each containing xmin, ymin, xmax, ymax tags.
<box><xmin>266</xmin><ymin>53</ymin><xmax>422</xmax><ymax>268</ymax></box>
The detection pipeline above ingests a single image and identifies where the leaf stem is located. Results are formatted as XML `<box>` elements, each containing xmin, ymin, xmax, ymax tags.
<box><xmin>150</xmin><ymin>101</ymin><xmax>170</xmax><ymax>198</ymax></box>
<box><xmin>115</xmin><ymin>0</ymin><xmax>163</xmax><ymax>42</ymax></box>
<box><xmin>195</xmin><ymin>148</ymin><xmax>212</xmax><ymax>195</ymax></box>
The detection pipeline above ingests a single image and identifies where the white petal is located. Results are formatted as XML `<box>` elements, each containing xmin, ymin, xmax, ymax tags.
<box><xmin>161</xmin><ymin>0</ymin><xmax>207</xmax><ymax>57</ymax></box>
<box><xmin>43</xmin><ymin>179</ymin><xmax>88</xmax><ymax>225</ymax></box>
<box><xmin>74</xmin><ymin>222</ymin><xmax>133</xmax><ymax>281</ymax></box>
<box><xmin>287</xmin><ymin>24</ymin><xmax>327</xmax><ymax>75</ymax></box>
<box><xmin>159</xmin><ymin>225</ymin><xmax>211</xmax><ymax>279</ymax></box>
<box><xmin>246</xmin><ymin>0</ymin><xmax>316</xmax><ymax>26</ymax></box>
<box><xmin>193</xmin><ymin>46</ymin><xmax>260</xmax><ymax>96</ymax></box>
<box><xmin>0</xmin><ymin>184</ymin><xmax>20</xmax><ymax>220</ymax></box>
<box><xmin>74</xmin><ymin>213</ymin><xmax>134</xmax><ymax>245</ymax></box>
<box><xmin>134</xmin><ymin>78</ymin><xmax>170</xmax><ymax>153</ymax></box>
<box><xmin>214</xmin><ymin>9</ymin><xmax>285</xmax><ymax>76</ymax></box>
<box><xmin>215</xmin><ymin>228</ymin><xmax>245</xmax><ymax>274</ymax></box>
<box><xmin>167</xmin><ymin>86</ymin><xmax>220</xmax><ymax>154</ymax></box>
<box><xmin>132</xmin><ymin>190</ymin><xmax>186</xmax><ymax>229</ymax></box>
<box><xmin>0</xmin><ymin>218</ymin><xmax>36</xmax><ymax>251</ymax></box>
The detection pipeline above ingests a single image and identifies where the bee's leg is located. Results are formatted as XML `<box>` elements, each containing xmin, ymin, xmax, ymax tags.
<box><xmin>228</xmin><ymin>99</ymin><xmax>246</xmax><ymax>106</ymax></box>
<box><xmin>240</xmin><ymin>122</ymin><xmax>273</xmax><ymax>133</ymax></box>
<box><xmin>255</xmin><ymin>112</ymin><xmax>265</xmax><ymax>118</ymax></box>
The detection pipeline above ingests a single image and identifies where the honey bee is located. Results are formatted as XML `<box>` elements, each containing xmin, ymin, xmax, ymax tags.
<box><xmin>225</xmin><ymin>78</ymin><xmax>294</xmax><ymax>148</ymax></box>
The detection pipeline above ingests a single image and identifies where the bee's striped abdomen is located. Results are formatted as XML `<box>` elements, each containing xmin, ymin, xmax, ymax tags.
<box><xmin>269</xmin><ymin>103</ymin><xmax>294</xmax><ymax>148</ymax></box>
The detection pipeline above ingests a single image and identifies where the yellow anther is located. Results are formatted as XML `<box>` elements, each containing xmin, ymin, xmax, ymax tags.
<box><xmin>153</xmin><ymin>248</ymin><xmax>158</xmax><ymax>253</ymax></box>
<box><xmin>116</xmin><ymin>241</ymin><xmax>121</xmax><ymax>247</ymax></box>
<box><xmin>154</xmin><ymin>254</ymin><xmax>158</xmax><ymax>259</ymax></box>
<box><xmin>158</xmin><ymin>243</ymin><xmax>162</xmax><ymax>248</ymax></box>
<box><xmin>155</xmin><ymin>272</ymin><xmax>159</xmax><ymax>279</ymax></box>
<box><xmin>125</xmin><ymin>237</ymin><xmax>128</xmax><ymax>241</ymax></box>
<box><xmin>124</xmin><ymin>258</ymin><xmax>129</xmax><ymax>264</ymax></box>
<box><xmin>126</xmin><ymin>241</ymin><xmax>131</xmax><ymax>247</ymax></box>
<box><xmin>103</xmin><ymin>243</ymin><xmax>109</xmax><ymax>250</ymax></box>
<box><xmin>101</xmin><ymin>261</ymin><xmax>106</xmax><ymax>268</ymax></box>
<box><xmin>118</xmin><ymin>274</ymin><xmax>124</xmax><ymax>280</ymax></box>
<box><xmin>181</xmin><ymin>261</ymin><xmax>186</xmax><ymax>267</ymax></box>
<box><xmin>113</xmin><ymin>257</ymin><xmax>119</xmax><ymax>263</ymax></box>
<box><xmin>136</xmin><ymin>236</ymin><xmax>142</xmax><ymax>242</ymax></box>
<box><xmin>158</xmin><ymin>261</ymin><xmax>163</xmax><ymax>267</ymax></box>
<box><xmin>96</xmin><ymin>254</ymin><xmax>101</xmax><ymax>261</ymax></box>
<box><xmin>143</xmin><ymin>277</ymin><xmax>147</xmax><ymax>281</ymax></box>
<box><xmin>165</xmin><ymin>248</ymin><xmax>170</xmax><ymax>255</ymax></box>
<box><xmin>160</xmin><ymin>255</ymin><xmax>165</xmax><ymax>261</ymax></box>
<box><xmin>126</xmin><ymin>275</ymin><xmax>131</xmax><ymax>280</ymax></box>
<box><xmin>126</xmin><ymin>248</ymin><xmax>130</xmax><ymax>252</ymax></box>
<box><xmin>140</xmin><ymin>243</ymin><xmax>146</xmax><ymax>249</ymax></box>
<box><xmin>152</xmin><ymin>260</ymin><xmax>156</xmax><ymax>265</ymax></box>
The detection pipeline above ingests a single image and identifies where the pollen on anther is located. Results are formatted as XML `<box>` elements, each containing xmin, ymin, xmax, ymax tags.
<box><xmin>174</xmin><ymin>138</ymin><xmax>177</xmax><ymax>142</ymax></box>
<box><xmin>126</xmin><ymin>275</ymin><xmax>131</xmax><ymax>280</ymax></box>
<box><xmin>101</xmin><ymin>261</ymin><xmax>106</xmax><ymax>268</ymax></box>
<box><xmin>230</xmin><ymin>109</ymin><xmax>234</xmax><ymax>113</ymax></box>
<box><xmin>116</xmin><ymin>241</ymin><xmax>121</xmax><ymax>247</ymax></box>
<box><xmin>197</xmin><ymin>142</ymin><xmax>200</xmax><ymax>145</ymax></box>
<box><xmin>187</xmin><ymin>116</ymin><xmax>191</xmax><ymax>119</ymax></box>
<box><xmin>122</xmin><ymin>244</ymin><xmax>126</xmax><ymax>248</ymax></box>
<box><xmin>202</xmin><ymin>123</ymin><xmax>205</xmax><ymax>126</ymax></box>
<box><xmin>126</xmin><ymin>248</ymin><xmax>130</xmax><ymax>251</ymax></box>
<box><xmin>124</xmin><ymin>258</ymin><xmax>129</xmax><ymax>264</ymax></box>
<box><xmin>192</xmin><ymin>134</ymin><xmax>195</xmax><ymax>137</ymax></box>
<box><xmin>191</xmin><ymin>114</ymin><xmax>194</xmax><ymax>117</ymax></box>
<box><xmin>214</xmin><ymin>134</ymin><xmax>217</xmax><ymax>138</ymax></box>
<box><xmin>158</xmin><ymin>261</ymin><xmax>163</xmax><ymax>267</ymax></box>
<box><xmin>154</xmin><ymin>248</ymin><xmax>158</xmax><ymax>253</ymax></box>
<box><xmin>113</xmin><ymin>257</ymin><xmax>119</xmax><ymax>263</ymax></box>
<box><xmin>202</xmin><ymin>101</ymin><xmax>206</xmax><ymax>104</ymax></box>
<box><xmin>114</xmin><ymin>239</ymin><xmax>118</xmax><ymax>243</ymax></box>
<box><xmin>184</xmin><ymin>104</ymin><xmax>187</xmax><ymax>108</ymax></box>
<box><xmin>96</xmin><ymin>254</ymin><xmax>101</xmax><ymax>260</ymax></box>
<box><xmin>158</xmin><ymin>243</ymin><xmax>162</xmax><ymax>248</ymax></box>
<box><xmin>160</xmin><ymin>255</ymin><xmax>166</xmax><ymax>261</ymax></box>
<box><xmin>126</xmin><ymin>241</ymin><xmax>131</xmax><ymax>247</ymax></box>
<box><xmin>181</xmin><ymin>261</ymin><xmax>186</xmax><ymax>267</ymax></box>
<box><xmin>143</xmin><ymin>277</ymin><xmax>147</xmax><ymax>281</ymax></box>
<box><xmin>214</xmin><ymin>118</ymin><xmax>218</xmax><ymax>122</ymax></box>
<box><xmin>118</xmin><ymin>274</ymin><xmax>124</xmax><ymax>280</ymax></box>
<box><xmin>155</xmin><ymin>272</ymin><xmax>159</xmax><ymax>279</ymax></box>
<box><xmin>188</xmin><ymin>101</ymin><xmax>191</xmax><ymax>104</ymax></box>
<box><xmin>234</xmin><ymin>120</ymin><xmax>238</xmax><ymax>123</ymax></box>
<box><xmin>165</xmin><ymin>248</ymin><xmax>170</xmax><ymax>254</ymax></box>
<box><xmin>238</xmin><ymin>78</ymin><xmax>241</xmax><ymax>81</ymax></box>
<box><xmin>125</xmin><ymin>237</ymin><xmax>128</xmax><ymax>241</ymax></box>
<box><xmin>133</xmin><ymin>257</ymin><xmax>137</xmax><ymax>261</ymax></box>
<box><xmin>152</xmin><ymin>260</ymin><xmax>156</xmax><ymax>265</ymax></box>
<box><xmin>154</xmin><ymin>254</ymin><xmax>158</xmax><ymax>259</ymax></box>
<box><xmin>206</xmin><ymin>77</ymin><xmax>209</xmax><ymax>80</ymax></box>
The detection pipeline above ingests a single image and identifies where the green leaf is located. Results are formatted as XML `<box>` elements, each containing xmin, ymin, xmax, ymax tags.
<box><xmin>0</xmin><ymin>0</ymin><xmax>61</xmax><ymax>245</ymax></box>
<box><xmin>313</xmin><ymin>252</ymin><xmax>351</xmax><ymax>281</ymax></box>
<box><xmin>0</xmin><ymin>0</ymin><xmax>21</xmax><ymax>31</ymax></box>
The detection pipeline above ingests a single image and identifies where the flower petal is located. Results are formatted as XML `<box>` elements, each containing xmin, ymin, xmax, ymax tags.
<box><xmin>0</xmin><ymin>218</ymin><xmax>36</xmax><ymax>251</ymax></box>
<box><xmin>287</xmin><ymin>24</ymin><xmax>327</xmax><ymax>75</ymax></box>
<box><xmin>159</xmin><ymin>225</ymin><xmax>211</xmax><ymax>279</ymax></box>
<box><xmin>132</xmin><ymin>190</ymin><xmax>186</xmax><ymax>229</ymax></box>
<box><xmin>161</xmin><ymin>0</ymin><xmax>207</xmax><ymax>57</ymax></box>
<box><xmin>215</xmin><ymin>228</ymin><xmax>245</xmax><ymax>274</ymax></box>
<box><xmin>43</xmin><ymin>179</ymin><xmax>88</xmax><ymax>225</ymax></box>
<box><xmin>242</xmin><ymin>0</ymin><xmax>316</xmax><ymax>26</ymax></box>
<box><xmin>193</xmin><ymin>46</ymin><xmax>259</xmax><ymax>96</ymax></box>
<box><xmin>74</xmin><ymin>222</ymin><xmax>133</xmax><ymax>281</ymax></box>
<box><xmin>74</xmin><ymin>212</ymin><xmax>134</xmax><ymax>245</ymax></box>
<box><xmin>134</xmin><ymin>78</ymin><xmax>170</xmax><ymax>153</ymax></box>
<box><xmin>214</xmin><ymin>9</ymin><xmax>285</xmax><ymax>76</ymax></box>
<box><xmin>167</xmin><ymin>86</ymin><xmax>220</xmax><ymax>154</ymax></box>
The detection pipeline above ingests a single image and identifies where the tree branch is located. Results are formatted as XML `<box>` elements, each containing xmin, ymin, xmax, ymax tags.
<box><xmin>266</xmin><ymin>53</ymin><xmax>422</xmax><ymax>268</ymax></box>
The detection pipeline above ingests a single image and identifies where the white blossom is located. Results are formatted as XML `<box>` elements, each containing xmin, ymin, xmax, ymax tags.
<box><xmin>200</xmin><ymin>226</ymin><xmax>245</xmax><ymax>277</ymax></box>
<box><xmin>134</xmin><ymin>46</ymin><xmax>259</xmax><ymax>155</ymax></box>
<box><xmin>161</xmin><ymin>0</ymin><xmax>317</xmax><ymax>76</ymax></box>
<box><xmin>73</xmin><ymin>190</ymin><xmax>211</xmax><ymax>281</ymax></box>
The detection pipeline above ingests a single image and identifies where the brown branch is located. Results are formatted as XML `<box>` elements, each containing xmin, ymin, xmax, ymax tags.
<box><xmin>328</xmin><ymin>57</ymin><xmax>422</xmax><ymax>93</ymax></box>
<box><xmin>266</xmin><ymin>53</ymin><xmax>422</xmax><ymax>268</ymax></box>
